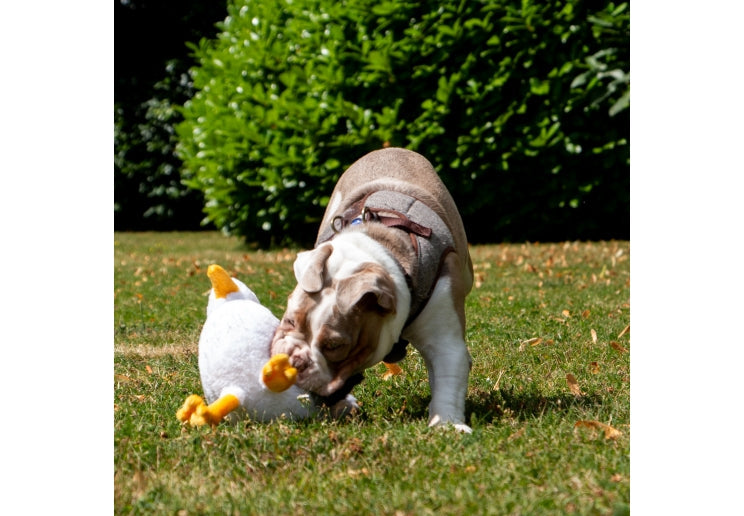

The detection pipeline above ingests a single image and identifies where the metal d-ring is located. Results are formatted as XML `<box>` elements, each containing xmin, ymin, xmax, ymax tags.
<box><xmin>332</xmin><ymin>206</ymin><xmax>370</xmax><ymax>234</ymax></box>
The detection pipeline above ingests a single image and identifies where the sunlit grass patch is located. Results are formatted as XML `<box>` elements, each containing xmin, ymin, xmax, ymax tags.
<box><xmin>114</xmin><ymin>232</ymin><xmax>629</xmax><ymax>515</ymax></box>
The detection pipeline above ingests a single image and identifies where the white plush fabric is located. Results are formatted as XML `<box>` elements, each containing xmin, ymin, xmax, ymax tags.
<box><xmin>198</xmin><ymin>277</ymin><xmax>315</xmax><ymax>422</ymax></box>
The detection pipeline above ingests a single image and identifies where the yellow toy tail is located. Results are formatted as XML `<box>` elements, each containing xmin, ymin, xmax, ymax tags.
<box><xmin>207</xmin><ymin>264</ymin><xmax>239</xmax><ymax>299</ymax></box>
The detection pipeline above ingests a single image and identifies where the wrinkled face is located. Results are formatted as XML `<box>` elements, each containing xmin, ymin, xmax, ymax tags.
<box><xmin>271</xmin><ymin>244</ymin><xmax>397</xmax><ymax>397</ymax></box>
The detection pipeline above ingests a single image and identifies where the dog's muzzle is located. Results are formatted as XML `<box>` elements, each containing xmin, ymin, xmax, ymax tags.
<box><xmin>311</xmin><ymin>373</ymin><xmax>365</xmax><ymax>407</ymax></box>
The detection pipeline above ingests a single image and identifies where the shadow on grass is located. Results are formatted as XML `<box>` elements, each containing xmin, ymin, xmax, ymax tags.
<box><xmin>380</xmin><ymin>386</ymin><xmax>604</xmax><ymax>426</ymax></box>
<box><xmin>223</xmin><ymin>381</ymin><xmax>607</xmax><ymax>430</ymax></box>
<box><xmin>362</xmin><ymin>388</ymin><xmax>603</xmax><ymax>429</ymax></box>
<box><xmin>342</xmin><ymin>383</ymin><xmax>606</xmax><ymax>428</ymax></box>
<box><xmin>465</xmin><ymin>386</ymin><xmax>604</xmax><ymax>424</ymax></box>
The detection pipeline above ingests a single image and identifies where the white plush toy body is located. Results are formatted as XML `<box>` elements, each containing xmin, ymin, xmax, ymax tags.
<box><xmin>177</xmin><ymin>264</ymin><xmax>317</xmax><ymax>425</ymax></box>
<box><xmin>199</xmin><ymin>273</ymin><xmax>315</xmax><ymax>422</ymax></box>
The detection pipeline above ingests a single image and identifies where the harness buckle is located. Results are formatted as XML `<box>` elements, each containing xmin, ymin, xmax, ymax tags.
<box><xmin>332</xmin><ymin>206</ymin><xmax>370</xmax><ymax>233</ymax></box>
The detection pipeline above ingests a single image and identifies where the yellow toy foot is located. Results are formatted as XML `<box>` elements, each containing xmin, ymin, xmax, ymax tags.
<box><xmin>176</xmin><ymin>394</ymin><xmax>240</xmax><ymax>426</ymax></box>
<box><xmin>176</xmin><ymin>394</ymin><xmax>206</xmax><ymax>423</ymax></box>
<box><xmin>262</xmin><ymin>353</ymin><xmax>298</xmax><ymax>392</ymax></box>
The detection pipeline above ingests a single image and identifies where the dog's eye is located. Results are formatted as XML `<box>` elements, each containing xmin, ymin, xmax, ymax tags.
<box><xmin>317</xmin><ymin>327</ymin><xmax>350</xmax><ymax>361</ymax></box>
<box><xmin>283</xmin><ymin>317</ymin><xmax>295</xmax><ymax>329</ymax></box>
<box><xmin>323</xmin><ymin>339</ymin><xmax>345</xmax><ymax>351</ymax></box>
<box><xmin>321</xmin><ymin>339</ymin><xmax>350</xmax><ymax>362</ymax></box>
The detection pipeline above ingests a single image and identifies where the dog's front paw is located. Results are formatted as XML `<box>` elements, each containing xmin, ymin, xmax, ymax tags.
<box><xmin>428</xmin><ymin>414</ymin><xmax>472</xmax><ymax>434</ymax></box>
<box><xmin>330</xmin><ymin>394</ymin><xmax>361</xmax><ymax>419</ymax></box>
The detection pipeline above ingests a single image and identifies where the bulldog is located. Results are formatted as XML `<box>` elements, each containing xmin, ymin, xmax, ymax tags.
<box><xmin>271</xmin><ymin>147</ymin><xmax>474</xmax><ymax>432</ymax></box>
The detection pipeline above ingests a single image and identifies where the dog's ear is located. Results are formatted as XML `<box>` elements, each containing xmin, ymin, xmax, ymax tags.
<box><xmin>294</xmin><ymin>245</ymin><xmax>333</xmax><ymax>293</ymax></box>
<box><xmin>336</xmin><ymin>263</ymin><xmax>396</xmax><ymax>315</ymax></box>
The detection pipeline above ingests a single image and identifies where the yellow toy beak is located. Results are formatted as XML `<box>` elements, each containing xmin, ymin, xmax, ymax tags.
<box><xmin>262</xmin><ymin>354</ymin><xmax>298</xmax><ymax>392</ymax></box>
<box><xmin>207</xmin><ymin>264</ymin><xmax>239</xmax><ymax>299</ymax></box>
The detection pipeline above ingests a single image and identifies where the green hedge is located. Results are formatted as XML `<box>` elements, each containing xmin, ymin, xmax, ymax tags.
<box><xmin>115</xmin><ymin>73</ymin><xmax>207</xmax><ymax>230</ymax></box>
<box><xmin>115</xmin><ymin>0</ymin><xmax>227</xmax><ymax>230</ymax></box>
<box><xmin>176</xmin><ymin>0</ymin><xmax>629</xmax><ymax>246</ymax></box>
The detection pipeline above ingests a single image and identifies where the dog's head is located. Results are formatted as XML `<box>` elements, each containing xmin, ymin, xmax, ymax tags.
<box><xmin>271</xmin><ymin>243</ymin><xmax>398</xmax><ymax>398</ymax></box>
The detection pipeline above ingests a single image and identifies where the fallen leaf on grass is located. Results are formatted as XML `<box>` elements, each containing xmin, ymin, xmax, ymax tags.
<box><xmin>132</xmin><ymin>471</ymin><xmax>148</xmax><ymax>499</ymax></box>
<box><xmin>346</xmin><ymin>468</ymin><xmax>370</xmax><ymax>478</ymax></box>
<box><xmin>519</xmin><ymin>337</ymin><xmax>542</xmax><ymax>351</ymax></box>
<box><xmin>475</xmin><ymin>272</ymin><xmax>485</xmax><ymax>288</ymax></box>
<box><xmin>566</xmin><ymin>374</ymin><xmax>582</xmax><ymax>396</ymax></box>
<box><xmin>145</xmin><ymin>365</ymin><xmax>153</xmax><ymax>374</ymax></box>
<box><xmin>562</xmin><ymin>309</ymin><xmax>571</xmax><ymax>318</ymax></box>
<box><xmin>508</xmin><ymin>427</ymin><xmax>526</xmax><ymax>441</ymax></box>
<box><xmin>345</xmin><ymin>438</ymin><xmax>364</xmax><ymax>455</ymax></box>
<box><xmin>590</xmin><ymin>329</ymin><xmax>598</xmax><ymax>344</ymax></box>
<box><xmin>582</xmin><ymin>309</ymin><xmax>591</xmax><ymax>319</ymax></box>
<box><xmin>590</xmin><ymin>362</ymin><xmax>600</xmax><ymax>374</ymax></box>
<box><xmin>610</xmin><ymin>341</ymin><xmax>628</xmax><ymax>353</ymax></box>
<box><xmin>618</xmin><ymin>324</ymin><xmax>630</xmax><ymax>339</ymax></box>
<box><xmin>115</xmin><ymin>374</ymin><xmax>132</xmax><ymax>383</ymax></box>
<box><xmin>574</xmin><ymin>420</ymin><xmax>623</xmax><ymax>440</ymax></box>
<box><xmin>381</xmin><ymin>362</ymin><xmax>403</xmax><ymax>380</ymax></box>
<box><xmin>396</xmin><ymin>399</ymin><xmax>407</xmax><ymax>415</ymax></box>
<box><xmin>492</xmin><ymin>369</ymin><xmax>506</xmax><ymax>391</ymax></box>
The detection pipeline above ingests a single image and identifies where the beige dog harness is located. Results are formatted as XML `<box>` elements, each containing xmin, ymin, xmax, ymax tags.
<box><xmin>317</xmin><ymin>190</ymin><xmax>456</xmax><ymax>331</ymax></box>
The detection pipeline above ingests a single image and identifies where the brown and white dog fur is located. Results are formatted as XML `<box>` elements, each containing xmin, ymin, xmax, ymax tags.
<box><xmin>270</xmin><ymin>148</ymin><xmax>474</xmax><ymax>432</ymax></box>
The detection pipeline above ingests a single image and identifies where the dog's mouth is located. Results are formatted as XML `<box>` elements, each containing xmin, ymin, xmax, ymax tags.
<box><xmin>312</xmin><ymin>372</ymin><xmax>365</xmax><ymax>407</ymax></box>
<box><xmin>293</xmin><ymin>356</ymin><xmax>363</xmax><ymax>400</ymax></box>
<box><xmin>271</xmin><ymin>321</ymin><xmax>367</xmax><ymax>405</ymax></box>
<box><xmin>272</xmin><ymin>332</ymin><xmax>357</xmax><ymax>399</ymax></box>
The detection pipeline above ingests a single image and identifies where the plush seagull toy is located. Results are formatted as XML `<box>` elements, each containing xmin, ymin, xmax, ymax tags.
<box><xmin>177</xmin><ymin>264</ymin><xmax>332</xmax><ymax>426</ymax></box>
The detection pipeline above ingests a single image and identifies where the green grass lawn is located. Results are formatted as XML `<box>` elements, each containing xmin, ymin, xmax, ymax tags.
<box><xmin>114</xmin><ymin>232</ymin><xmax>629</xmax><ymax>515</ymax></box>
